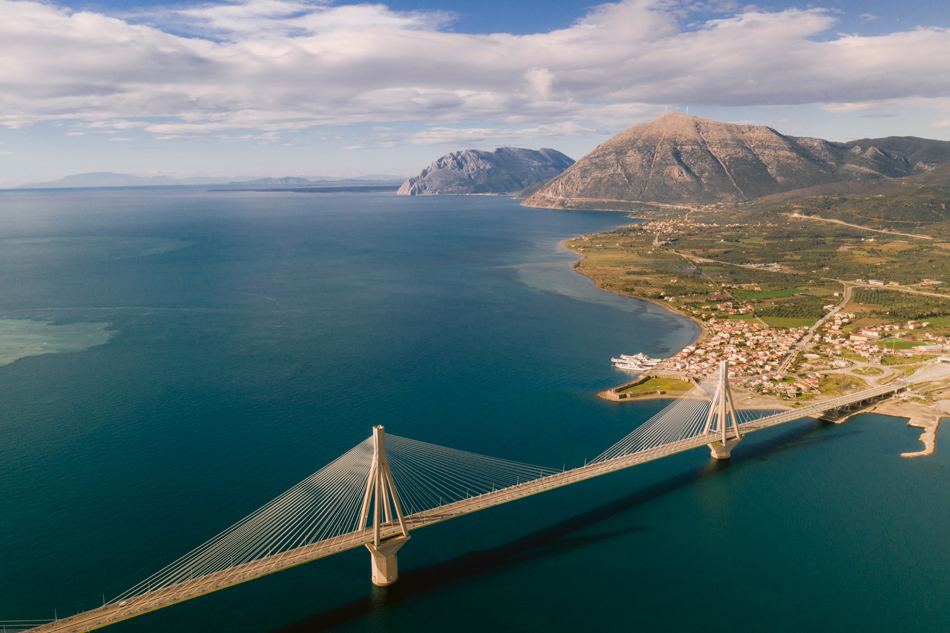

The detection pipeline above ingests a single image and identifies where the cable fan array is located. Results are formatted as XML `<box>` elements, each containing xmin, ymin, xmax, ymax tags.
<box><xmin>104</xmin><ymin>369</ymin><xmax>780</xmax><ymax>606</ymax></box>
<box><xmin>592</xmin><ymin>367</ymin><xmax>771</xmax><ymax>463</ymax></box>
<box><xmin>110</xmin><ymin>437</ymin><xmax>376</xmax><ymax>603</ymax></box>
<box><xmin>108</xmin><ymin>433</ymin><xmax>559</xmax><ymax>603</ymax></box>
<box><xmin>385</xmin><ymin>434</ymin><xmax>561</xmax><ymax>514</ymax></box>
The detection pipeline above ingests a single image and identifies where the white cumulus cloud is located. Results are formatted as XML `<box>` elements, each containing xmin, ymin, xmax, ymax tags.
<box><xmin>0</xmin><ymin>0</ymin><xmax>948</xmax><ymax>145</ymax></box>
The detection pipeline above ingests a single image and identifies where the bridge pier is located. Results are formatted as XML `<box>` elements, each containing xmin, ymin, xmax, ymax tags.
<box><xmin>704</xmin><ymin>361</ymin><xmax>742</xmax><ymax>460</ymax></box>
<box><xmin>366</xmin><ymin>535</ymin><xmax>409</xmax><ymax>586</ymax></box>
<box><xmin>359</xmin><ymin>426</ymin><xmax>411</xmax><ymax>586</ymax></box>
<box><xmin>707</xmin><ymin>438</ymin><xmax>741</xmax><ymax>460</ymax></box>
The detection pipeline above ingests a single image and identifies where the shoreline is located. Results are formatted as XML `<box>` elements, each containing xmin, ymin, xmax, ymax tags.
<box><xmin>562</xmin><ymin>235</ymin><xmax>710</xmax><ymax>350</ymax></box>
<box><xmin>870</xmin><ymin>400</ymin><xmax>942</xmax><ymax>458</ymax></box>
<box><xmin>559</xmin><ymin>213</ymin><xmax>944</xmax><ymax>456</ymax></box>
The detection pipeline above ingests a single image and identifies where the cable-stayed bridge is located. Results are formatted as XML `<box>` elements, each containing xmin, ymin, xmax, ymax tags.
<box><xmin>22</xmin><ymin>364</ymin><xmax>907</xmax><ymax>633</ymax></box>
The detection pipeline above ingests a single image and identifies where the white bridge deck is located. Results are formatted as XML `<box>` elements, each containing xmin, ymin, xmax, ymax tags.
<box><xmin>33</xmin><ymin>381</ymin><xmax>905</xmax><ymax>633</ymax></box>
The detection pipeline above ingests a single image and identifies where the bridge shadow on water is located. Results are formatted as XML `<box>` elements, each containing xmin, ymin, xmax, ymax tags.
<box><xmin>276</xmin><ymin>415</ymin><xmax>852</xmax><ymax>633</ymax></box>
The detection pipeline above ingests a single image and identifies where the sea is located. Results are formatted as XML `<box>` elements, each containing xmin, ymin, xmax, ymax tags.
<box><xmin>0</xmin><ymin>189</ymin><xmax>948</xmax><ymax>632</ymax></box>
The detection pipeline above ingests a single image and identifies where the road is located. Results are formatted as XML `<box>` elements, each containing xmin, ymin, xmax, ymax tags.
<box><xmin>791</xmin><ymin>213</ymin><xmax>932</xmax><ymax>240</ymax></box>
<box><xmin>844</xmin><ymin>280</ymin><xmax>950</xmax><ymax>300</ymax></box>
<box><xmin>776</xmin><ymin>284</ymin><xmax>853</xmax><ymax>375</ymax></box>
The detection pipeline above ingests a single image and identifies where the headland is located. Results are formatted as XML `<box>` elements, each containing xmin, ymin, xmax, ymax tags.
<box><xmin>562</xmin><ymin>200</ymin><xmax>950</xmax><ymax>454</ymax></box>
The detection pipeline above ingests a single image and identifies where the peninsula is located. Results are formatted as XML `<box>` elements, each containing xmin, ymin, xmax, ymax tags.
<box><xmin>538</xmin><ymin>114</ymin><xmax>950</xmax><ymax>454</ymax></box>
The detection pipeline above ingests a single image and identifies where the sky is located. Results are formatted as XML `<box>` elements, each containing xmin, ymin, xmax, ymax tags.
<box><xmin>1</xmin><ymin>0</ymin><xmax>949</xmax><ymax>185</ymax></box>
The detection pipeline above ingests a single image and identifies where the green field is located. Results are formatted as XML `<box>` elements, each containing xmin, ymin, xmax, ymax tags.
<box><xmin>564</xmin><ymin>193</ymin><xmax>950</xmax><ymax>335</ymax></box>
<box><xmin>617</xmin><ymin>376</ymin><xmax>694</xmax><ymax>396</ymax></box>
<box><xmin>882</xmin><ymin>355</ymin><xmax>931</xmax><ymax>366</ymax></box>
<box><xmin>734</xmin><ymin>288</ymin><xmax>803</xmax><ymax>299</ymax></box>
<box><xmin>760</xmin><ymin>316</ymin><xmax>818</xmax><ymax>328</ymax></box>
<box><xmin>819</xmin><ymin>373</ymin><xmax>867</xmax><ymax>396</ymax></box>
<box><xmin>850</xmin><ymin>288</ymin><xmax>950</xmax><ymax>320</ymax></box>
<box><xmin>874</xmin><ymin>338</ymin><xmax>921</xmax><ymax>350</ymax></box>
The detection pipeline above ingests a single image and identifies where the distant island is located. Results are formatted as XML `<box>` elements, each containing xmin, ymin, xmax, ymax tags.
<box><xmin>14</xmin><ymin>172</ymin><xmax>405</xmax><ymax>190</ymax></box>
<box><xmin>398</xmin><ymin>147</ymin><xmax>573</xmax><ymax>195</ymax></box>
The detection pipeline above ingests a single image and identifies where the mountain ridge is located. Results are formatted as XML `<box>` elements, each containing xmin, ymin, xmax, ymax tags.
<box><xmin>522</xmin><ymin>114</ymin><xmax>950</xmax><ymax>208</ymax></box>
<box><xmin>14</xmin><ymin>172</ymin><xmax>406</xmax><ymax>190</ymax></box>
<box><xmin>398</xmin><ymin>147</ymin><xmax>574</xmax><ymax>195</ymax></box>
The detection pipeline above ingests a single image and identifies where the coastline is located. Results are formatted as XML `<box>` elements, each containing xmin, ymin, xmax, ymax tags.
<box><xmin>559</xmin><ymin>210</ymin><xmax>945</xmax><ymax>457</ymax></box>
<box><xmin>562</xmin><ymin>235</ymin><xmax>710</xmax><ymax>350</ymax></box>
<box><xmin>870</xmin><ymin>400</ymin><xmax>942</xmax><ymax>458</ymax></box>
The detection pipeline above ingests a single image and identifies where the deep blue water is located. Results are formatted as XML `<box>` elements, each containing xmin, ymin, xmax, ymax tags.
<box><xmin>0</xmin><ymin>190</ymin><xmax>947</xmax><ymax>632</ymax></box>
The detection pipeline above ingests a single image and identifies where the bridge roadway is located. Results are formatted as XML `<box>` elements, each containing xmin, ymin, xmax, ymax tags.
<box><xmin>34</xmin><ymin>381</ymin><xmax>905</xmax><ymax>633</ymax></box>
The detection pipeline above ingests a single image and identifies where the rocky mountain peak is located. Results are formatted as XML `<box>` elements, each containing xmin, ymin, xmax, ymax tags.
<box><xmin>522</xmin><ymin>114</ymin><xmax>950</xmax><ymax>208</ymax></box>
<box><xmin>398</xmin><ymin>147</ymin><xmax>574</xmax><ymax>195</ymax></box>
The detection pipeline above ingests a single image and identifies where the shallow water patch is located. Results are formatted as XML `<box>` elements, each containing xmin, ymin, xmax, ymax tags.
<box><xmin>0</xmin><ymin>319</ymin><xmax>114</xmax><ymax>366</ymax></box>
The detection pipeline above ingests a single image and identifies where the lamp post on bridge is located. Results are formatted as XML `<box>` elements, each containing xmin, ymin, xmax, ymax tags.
<box><xmin>358</xmin><ymin>425</ymin><xmax>410</xmax><ymax>586</ymax></box>
<box><xmin>703</xmin><ymin>360</ymin><xmax>742</xmax><ymax>459</ymax></box>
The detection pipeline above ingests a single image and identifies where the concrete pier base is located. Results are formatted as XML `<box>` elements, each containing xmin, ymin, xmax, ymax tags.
<box><xmin>366</xmin><ymin>535</ymin><xmax>409</xmax><ymax>586</ymax></box>
<box><xmin>707</xmin><ymin>438</ymin><xmax>742</xmax><ymax>460</ymax></box>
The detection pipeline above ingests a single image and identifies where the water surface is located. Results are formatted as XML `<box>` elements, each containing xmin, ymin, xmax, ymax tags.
<box><xmin>0</xmin><ymin>190</ymin><xmax>944</xmax><ymax>633</ymax></box>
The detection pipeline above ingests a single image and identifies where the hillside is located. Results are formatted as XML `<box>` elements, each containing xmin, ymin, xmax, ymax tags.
<box><xmin>398</xmin><ymin>147</ymin><xmax>573</xmax><ymax>195</ymax></box>
<box><xmin>522</xmin><ymin>114</ymin><xmax>950</xmax><ymax>208</ymax></box>
<box><xmin>739</xmin><ymin>162</ymin><xmax>950</xmax><ymax>231</ymax></box>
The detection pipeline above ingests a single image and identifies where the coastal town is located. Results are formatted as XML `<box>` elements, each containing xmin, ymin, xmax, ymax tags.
<box><xmin>576</xmin><ymin>206</ymin><xmax>950</xmax><ymax>416</ymax></box>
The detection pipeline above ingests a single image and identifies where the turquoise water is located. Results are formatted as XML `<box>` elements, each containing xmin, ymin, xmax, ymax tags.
<box><xmin>0</xmin><ymin>190</ymin><xmax>946</xmax><ymax>632</ymax></box>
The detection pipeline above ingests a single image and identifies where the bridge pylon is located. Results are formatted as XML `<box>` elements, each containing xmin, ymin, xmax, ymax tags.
<box><xmin>703</xmin><ymin>361</ymin><xmax>742</xmax><ymax>459</ymax></box>
<box><xmin>359</xmin><ymin>425</ymin><xmax>410</xmax><ymax>586</ymax></box>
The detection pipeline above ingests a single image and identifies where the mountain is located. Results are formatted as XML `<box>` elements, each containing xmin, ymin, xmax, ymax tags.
<box><xmin>234</xmin><ymin>177</ymin><xmax>313</xmax><ymax>186</ymax></box>
<box><xmin>398</xmin><ymin>147</ymin><xmax>574</xmax><ymax>195</ymax></box>
<box><xmin>16</xmin><ymin>172</ymin><xmax>236</xmax><ymax>189</ymax></box>
<box><xmin>351</xmin><ymin>174</ymin><xmax>406</xmax><ymax>182</ymax></box>
<box><xmin>15</xmin><ymin>173</ymin><xmax>406</xmax><ymax>190</ymax></box>
<box><xmin>522</xmin><ymin>113</ymin><xmax>950</xmax><ymax>208</ymax></box>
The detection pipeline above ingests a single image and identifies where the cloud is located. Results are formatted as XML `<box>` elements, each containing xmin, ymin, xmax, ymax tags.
<box><xmin>163</xmin><ymin>0</ymin><xmax>453</xmax><ymax>39</ymax></box>
<box><xmin>859</xmin><ymin>113</ymin><xmax>897</xmax><ymax>118</ymax></box>
<box><xmin>820</xmin><ymin>102</ymin><xmax>880</xmax><ymax>113</ymax></box>
<box><xmin>341</xmin><ymin>141</ymin><xmax>397</xmax><ymax>150</ymax></box>
<box><xmin>408</xmin><ymin>122</ymin><xmax>605</xmax><ymax>146</ymax></box>
<box><xmin>1</xmin><ymin>0</ymin><xmax>949</xmax><ymax>144</ymax></box>
<box><xmin>931</xmin><ymin>120</ymin><xmax>950</xmax><ymax>130</ymax></box>
<box><xmin>523</xmin><ymin>68</ymin><xmax>556</xmax><ymax>100</ymax></box>
<box><xmin>860</xmin><ymin>14</ymin><xmax>880</xmax><ymax>22</ymax></box>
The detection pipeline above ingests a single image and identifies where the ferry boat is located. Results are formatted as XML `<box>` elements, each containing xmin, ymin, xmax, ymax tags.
<box><xmin>614</xmin><ymin>362</ymin><xmax>645</xmax><ymax>371</ymax></box>
<box><xmin>613</xmin><ymin>352</ymin><xmax>663</xmax><ymax>370</ymax></box>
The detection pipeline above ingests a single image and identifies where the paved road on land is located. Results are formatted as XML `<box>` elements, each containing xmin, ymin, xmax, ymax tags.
<box><xmin>791</xmin><ymin>214</ymin><xmax>932</xmax><ymax>240</ymax></box>
<box><xmin>777</xmin><ymin>284</ymin><xmax>854</xmax><ymax>375</ymax></box>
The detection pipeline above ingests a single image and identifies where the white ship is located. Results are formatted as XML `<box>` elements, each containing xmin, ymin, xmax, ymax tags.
<box><xmin>614</xmin><ymin>362</ymin><xmax>645</xmax><ymax>371</ymax></box>
<box><xmin>613</xmin><ymin>352</ymin><xmax>662</xmax><ymax>370</ymax></box>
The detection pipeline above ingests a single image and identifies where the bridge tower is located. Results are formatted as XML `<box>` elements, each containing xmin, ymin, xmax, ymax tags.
<box><xmin>359</xmin><ymin>425</ymin><xmax>410</xmax><ymax>586</ymax></box>
<box><xmin>703</xmin><ymin>361</ymin><xmax>742</xmax><ymax>459</ymax></box>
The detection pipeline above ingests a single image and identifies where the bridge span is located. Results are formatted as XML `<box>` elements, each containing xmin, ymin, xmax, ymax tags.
<box><xmin>28</xmin><ymin>368</ymin><xmax>907</xmax><ymax>633</ymax></box>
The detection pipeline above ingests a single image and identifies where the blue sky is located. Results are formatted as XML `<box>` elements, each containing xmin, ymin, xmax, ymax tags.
<box><xmin>1</xmin><ymin>0</ymin><xmax>949</xmax><ymax>185</ymax></box>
